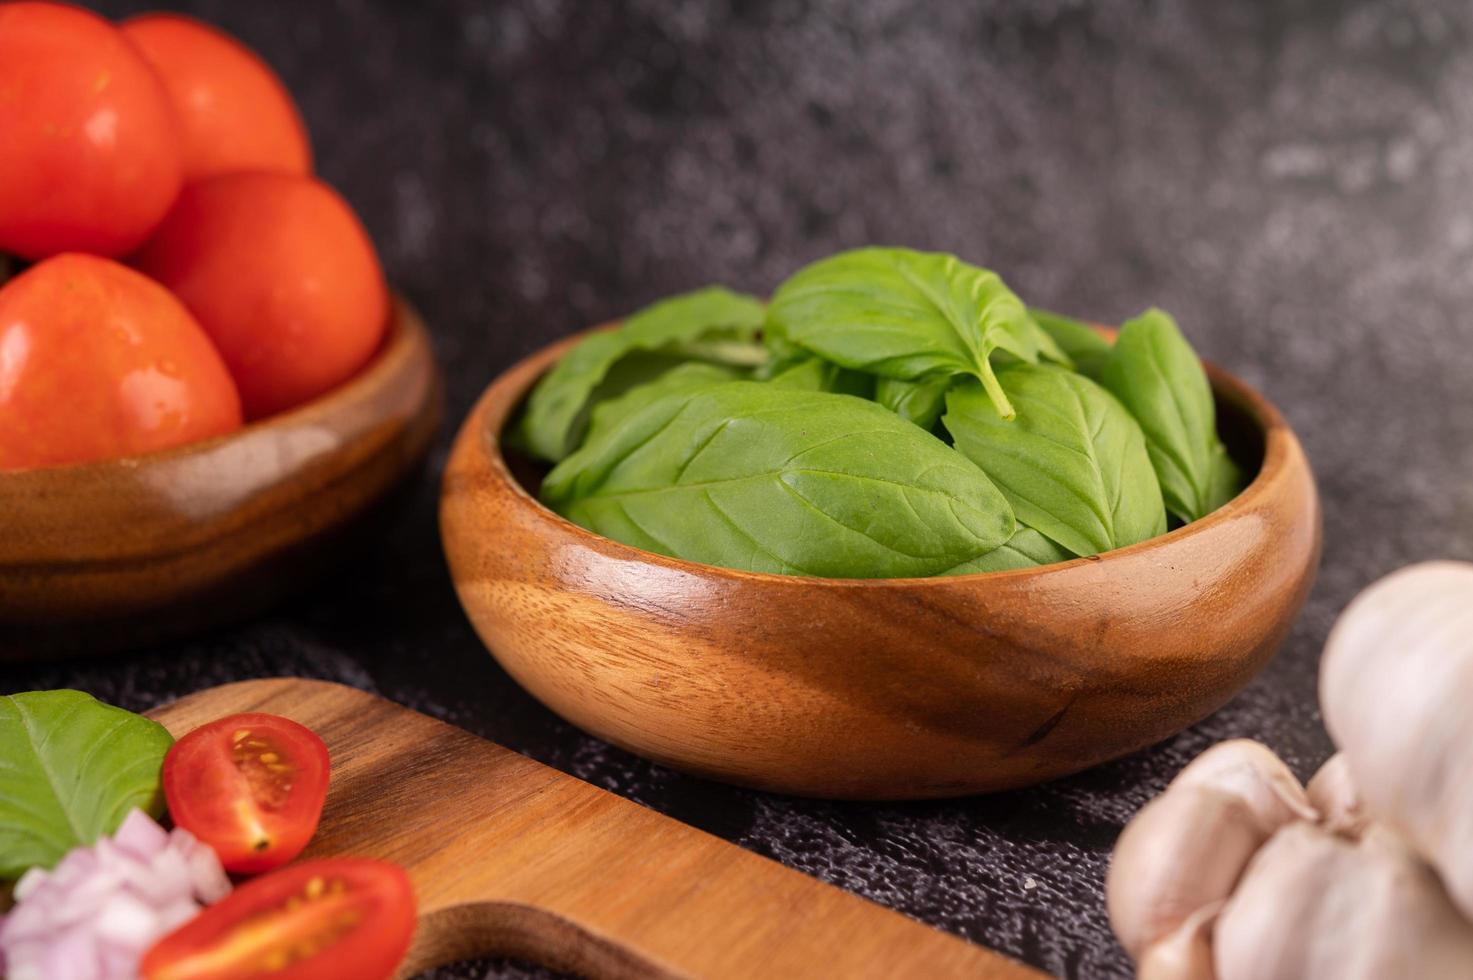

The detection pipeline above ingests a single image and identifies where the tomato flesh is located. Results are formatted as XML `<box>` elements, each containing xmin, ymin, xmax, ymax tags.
<box><xmin>142</xmin><ymin>858</ymin><xmax>416</xmax><ymax>980</ymax></box>
<box><xmin>164</xmin><ymin>713</ymin><xmax>330</xmax><ymax>874</ymax></box>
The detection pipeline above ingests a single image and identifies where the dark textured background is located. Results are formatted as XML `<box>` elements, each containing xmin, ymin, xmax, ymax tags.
<box><xmin>11</xmin><ymin>1</ymin><xmax>1473</xmax><ymax>977</ymax></box>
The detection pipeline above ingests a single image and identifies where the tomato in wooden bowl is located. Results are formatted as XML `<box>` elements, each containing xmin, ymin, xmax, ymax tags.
<box><xmin>0</xmin><ymin>296</ymin><xmax>440</xmax><ymax>661</ymax></box>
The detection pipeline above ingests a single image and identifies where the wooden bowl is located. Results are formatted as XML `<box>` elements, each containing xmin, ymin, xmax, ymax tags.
<box><xmin>0</xmin><ymin>297</ymin><xmax>441</xmax><ymax>661</ymax></box>
<box><xmin>440</xmin><ymin>328</ymin><xmax>1320</xmax><ymax>799</ymax></box>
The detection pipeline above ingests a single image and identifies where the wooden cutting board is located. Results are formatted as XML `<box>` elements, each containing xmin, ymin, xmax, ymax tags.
<box><xmin>149</xmin><ymin>679</ymin><xmax>1043</xmax><ymax>980</ymax></box>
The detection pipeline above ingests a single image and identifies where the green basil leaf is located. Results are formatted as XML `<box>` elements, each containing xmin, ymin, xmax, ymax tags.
<box><xmin>754</xmin><ymin>331</ymin><xmax>809</xmax><ymax>380</ymax></box>
<box><xmin>543</xmin><ymin>382</ymin><xmax>1016</xmax><ymax>578</ymax></box>
<box><xmin>1030</xmin><ymin>307</ymin><xmax>1111</xmax><ymax>379</ymax></box>
<box><xmin>875</xmin><ymin>376</ymin><xmax>953</xmax><ymax>430</ymax></box>
<box><xmin>519</xmin><ymin>286</ymin><xmax>766</xmax><ymax>462</ymax></box>
<box><xmin>1099</xmin><ymin>308</ymin><xmax>1229</xmax><ymax>523</ymax></box>
<box><xmin>766</xmin><ymin>247</ymin><xmax>1066</xmax><ymax>420</ymax></box>
<box><xmin>508</xmin><ymin>348</ymin><xmax>701</xmax><ymax>460</ymax></box>
<box><xmin>670</xmin><ymin>337</ymin><xmax>769</xmax><ymax>368</ymax></box>
<box><xmin>768</xmin><ymin>358</ymin><xmax>832</xmax><ymax>390</ymax></box>
<box><xmin>583</xmin><ymin>362</ymin><xmax>741</xmax><ymax>448</ymax></box>
<box><xmin>0</xmin><ymin>690</ymin><xmax>174</xmax><ymax>879</ymax></box>
<box><xmin>1205</xmin><ymin>443</ymin><xmax>1245</xmax><ymax>515</ymax></box>
<box><xmin>768</xmin><ymin>358</ymin><xmax>876</xmax><ymax>398</ymax></box>
<box><xmin>943</xmin><ymin>365</ymin><xmax>1166</xmax><ymax>556</ymax></box>
<box><xmin>941</xmin><ymin>526</ymin><xmax>1076</xmax><ymax>574</ymax></box>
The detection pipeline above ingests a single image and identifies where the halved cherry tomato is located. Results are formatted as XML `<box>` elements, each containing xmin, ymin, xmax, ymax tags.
<box><xmin>163</xmin><ymin>713</ymin><xmax>330</xmax><ymax>874</ymax></box>
<box><xmin>132</xmin><ymin>172</ymin><xmax>390</xmax><ymax>420</ymax></box>
<box><xmin>121</xmin><ymin>13</ymin><xmax>312</xmax><ymax>180</ymax></box>
<box><xmin>141</xmin><ymin>858</ymin><xmax>416</xmax><ymax>980</ymax></box>
<box><xmin>0</xmin><ymin>254</ymin><xmax>242</xmax><ymax>471</ymax></box>
<box><xmin>0</xmin><ymin>2</ymin><xmax>183</xmax><ymax>259</ymax></box>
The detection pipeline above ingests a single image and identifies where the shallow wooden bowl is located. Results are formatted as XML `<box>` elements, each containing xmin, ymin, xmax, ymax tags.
<box><xmin>0</xmin><ymin>297</ymin><xmax>441</xmax><ymax>661</ymax></box>
<box><xmin>440</xmin><ymin>328</ymin><xmax>1320</xmax><ymax>799</ymax></box>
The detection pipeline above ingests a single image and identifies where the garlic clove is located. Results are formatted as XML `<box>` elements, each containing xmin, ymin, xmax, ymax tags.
<box><xmin>1213</xmin><ymin>823</ymin><xmax>1359</xmax><ymax>980</ymax></box>
<box><xmin>1306</xmin><ymin>753</ymin><xmax>1368</xmax><ymax>840</ymax></box>
<box><xmin>1107</xmin><ymin>786</ymin><xmax>1269</xmax><ymax>960</ymax></box>
<box><xmin>1214</xmin><ymin>820</ymin><xmax>1473</xmax><ymax>980</ymax></box>
<box><xmin>1168</xmin><ymin>739</ymin><xmax>1317</xmax><ymax>830</ymax></box>
<box><xmin>1320</xmin><ymin>560</ymin><xmax>1473</xmax><ymax>921</ymax></box>
<box><xmin>1137</xmin><ymin>902</ymin><xmax>1221</xmax><ymax>980</ymax></box>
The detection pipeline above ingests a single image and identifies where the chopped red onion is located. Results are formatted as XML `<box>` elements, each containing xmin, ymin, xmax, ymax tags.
<box><xmin>0</xmin><ymin>809</ymin><xmax>230</xmax><ymax>980</ymax></box>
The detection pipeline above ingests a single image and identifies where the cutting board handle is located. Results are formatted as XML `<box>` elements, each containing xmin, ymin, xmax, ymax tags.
<box><xmin>414</xmin><ymin>901</ymin><xmax>675</xmax><ymax>978</ymax></box>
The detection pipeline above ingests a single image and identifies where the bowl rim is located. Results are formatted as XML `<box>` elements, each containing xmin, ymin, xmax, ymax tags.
<box><xmin>467</xmin><ymin>321</ymin><xmax>1304</xmax><ymax>588</ymax></box>
<box><xmin>0</xmin><ymin>293</ymin><xmax>429</xmax><ymax>479</ymax></box>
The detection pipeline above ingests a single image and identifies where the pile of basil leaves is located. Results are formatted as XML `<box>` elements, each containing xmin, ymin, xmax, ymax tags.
<box><xmin>515</xmin><ymin>246</ymin><xmax>1243</xmax><ymax>578</ymax></box>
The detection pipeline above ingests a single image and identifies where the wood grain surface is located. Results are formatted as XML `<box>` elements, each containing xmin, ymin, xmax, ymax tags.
<box><xmin>439</xmin><ymin>326</ymin><xmax>1322</xmax><ymax>800</ymax></box>
<box><xmin>148</xmin><ymin>678</ymin><xmax>1042</xmax><ymax>980</ymax></box>
<box><xmin>0</xmin><ymin>298</ymin><xmax>441</xmax><ymax>661</ymax></box>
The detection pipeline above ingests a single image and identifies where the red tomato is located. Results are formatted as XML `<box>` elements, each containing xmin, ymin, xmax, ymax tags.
<box><xmin>164</xmin><ymin>713</ymin><xmax>331</xmax><ymax>874</ymax></box>
<box><xmin>0</xmin><ymin>255</ymin><xmax>241</xmax><ymax>471</ymax></box>
<box><xmin>141</xmin><ymin>858</ymin><xmax>416</xmax><ymax>980</ymax></box>
<box><xmin>0</xmin><ymin>2</ymin><xmax>182</xmax><ymax>259</ymax></box>
<box><xmin>133</xmin><ymin>173</ymin><xmax>390</xmax><ymax>420</ymax></box>
<box><xmin>121</xmin><ymin>14</ymin><xmax>312</xmax><ymax>181</ymax></box>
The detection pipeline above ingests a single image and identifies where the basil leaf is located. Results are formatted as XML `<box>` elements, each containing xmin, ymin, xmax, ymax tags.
<box><xmin>875</xmin><ymin>376</ymin><xmax>952</xmax><ymax>430</ymax></box>
<box><xmin>519</xmin><ymin>286</ymin><xmax>766</xmax><ymax>461</ymax></box>
<box><xmin>582</xmin><ymin>361</ymin><xmax>740</xmax><ymax>448</ymax></box>
<box><xmin>0</xmin><ymin>690</ymin><xmax>174</xmax><ymax>879</ymax></box>
<box><xmin>1099</xmin><ymin>308</ymin><xmax>1230</xmax><ymax>523</ymax></box>
<box><xmin>754</xmin><ymin>331</ymin><xmax>810</xmax><ymax>379</ymax></box>
<box><xmin>544</xmin><ymin>382</ymin><xmax>1017</xmax><ymax>578</ymax></box>
<box><xmin>1030</xmin><ymin>307</ymin><xmax>1111</xmax><ymax>380</ymax></box>
<box><xmin>943</xmin><ymin>365</ymin><xmax>1166</xmax><ymax>557</ymax></box>
<box><xmin>1205</xmin><ymin>443</ymin><xmax>1245</xmax><ymax>515</ymax></box>
<box><xmin>670</xmin><ymin>337</ymin><xmax>769</xmax><ymax>368</ymax></box>
<box><xmin>512</xmin><ymin>347</ymin><xmax>720</xmax><ymax>458</ymax></box>
<box><xmin>768</xmin><ymin>358</ymin><xmax>833</xmax><ymax>390</ymax></box>
<box><xmin>941</xmin><ymin>526</ymin><xmax>1076</xmax><ymax>574</ymax></box>
<box><xmin>768</xmin><ymin>358</ymin><xmax>875</xmax><ymax>398</ymax></box>
<box><xmin>766</xmin><ymin>247</ymin><xmax>1066</xmax><ymax>420</ymax></box>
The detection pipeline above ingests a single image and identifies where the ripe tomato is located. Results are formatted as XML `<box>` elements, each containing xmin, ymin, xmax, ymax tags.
<box><xmin>0</xmin><ymin>255</ymin><xmax>241</xmax><ymax>471</ymax></box>
<box><xmin>121</xmin><ymin>14</ymin><xmax>312</xmax><ymax>181</ymax></box>
<box><xmin>133</xmin><ymin>173</ymin><xmax>390</xmax><ymax>420</ymax></box>
<box><xmin>141</xmin><ymin>858</ymin><xmax>416</xmax><ymax>980</ymax></box>
<box><xmin>0</xmin><ymin>2</ymin><xmax>182</xmax><ymax>259</ymax></box>
<box><xmin>164</xmin><ymin>713</ymin><xmax>331</xmax><ymax>874</ymax></box>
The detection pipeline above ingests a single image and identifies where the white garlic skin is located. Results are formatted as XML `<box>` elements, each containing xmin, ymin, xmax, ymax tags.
<box><xmin>1169</xmin><ymin>739</ymin><xmax>1317</xmax><ymax>829</ymax></box>
<box><xmin>1214</xmin><ymin>821</ymin><xmax>1473</xmax><ymax>980</ymax></box>
<box><xmin>1320</xmin><ymin>560</ymin><xmax>1473</xmax><ymax>921</ymax></box>
<box><xmin>1107</xmin><ymin>786</ymin><xmax>1268</xmax><ymax>960</ymax></box>
<box><xmin>1306</xmin><ymin>753</ymin><xmax>1368</xmax><ymax>839</ymax></box>
<box><xmin>1136</xmin><ymin>903</ymin><xmax>1220</xmax><ymax>980</ymax></box>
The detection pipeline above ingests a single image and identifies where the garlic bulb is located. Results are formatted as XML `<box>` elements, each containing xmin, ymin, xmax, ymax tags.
<box><xmin>1320</xmin><ymin>560</ymin><xmax>1473</xmax><ymax>920</ymax></box>
<box><xmin>1107</xmin><ymin>739</ymin><xmax>1318</xmax><ymax>969</ymax></box>
<box><xmin>1214</xmin><ymin>821</ymin><xmax>1473</xmax><ymax>980</ymax></box>
<box><xmin>1168</xmin><ymin>739</ymin><xmax>1317</xmax><ymax>829</ymax></box>
<box><xmin>1306</xmin><ymin>753</ymin><xmax>1367</xmax><ymax>839</ymax></box>
<box><xmin>1106</xmin><ymin>786</ymin><xmax>1268</xmax><ymax>961</ymax></box>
